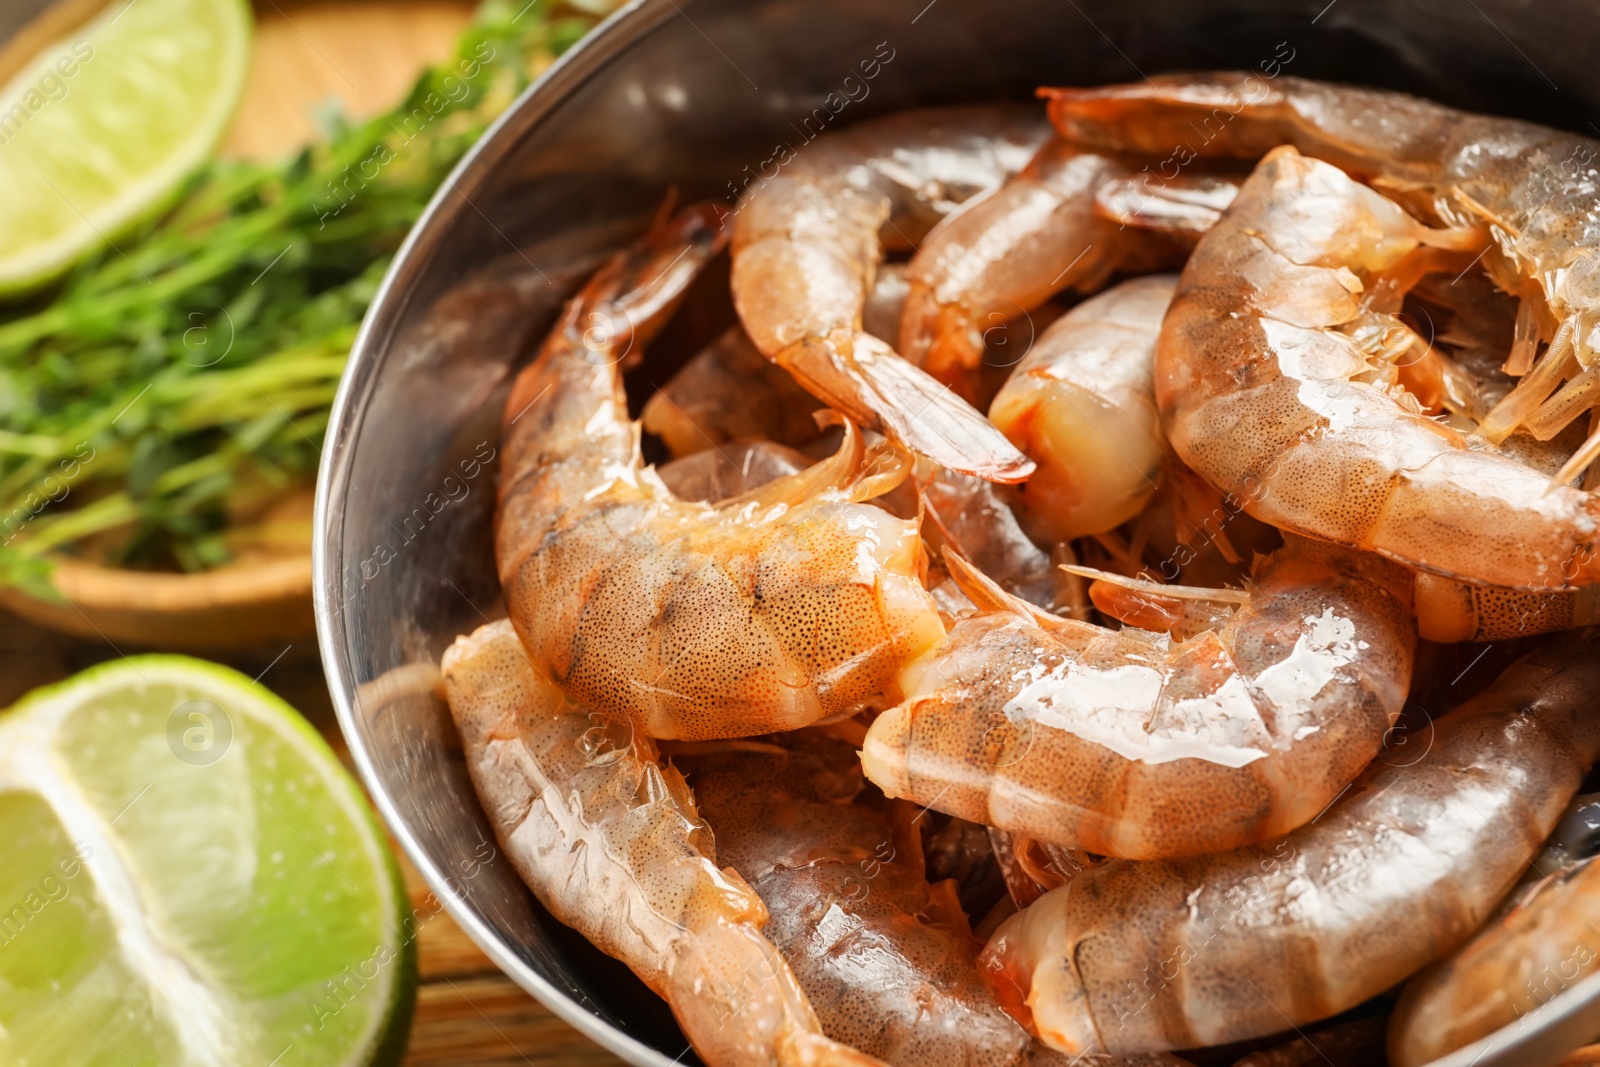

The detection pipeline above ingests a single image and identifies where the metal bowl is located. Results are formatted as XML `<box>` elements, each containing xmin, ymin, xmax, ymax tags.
<box><xmin>313</xmin><ymin>1</ymin><xmax>1600</xmax><ymax>1064</ymax></box>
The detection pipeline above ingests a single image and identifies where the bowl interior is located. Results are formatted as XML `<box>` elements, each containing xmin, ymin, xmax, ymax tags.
<box><xmin>315</xmin><ymin>2</ymin><xmax>1600</xmax><ymax>1064</ymax></box>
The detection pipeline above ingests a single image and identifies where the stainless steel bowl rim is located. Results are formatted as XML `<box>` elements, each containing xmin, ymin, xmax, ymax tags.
<box><xmin>313</xmin><ymin>3</ymin><xmax>681</xmax><ymax>1064</ymax></box>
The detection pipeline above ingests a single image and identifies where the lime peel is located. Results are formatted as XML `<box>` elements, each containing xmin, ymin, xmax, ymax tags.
<box><xmin>0</xmin><ymin>655</ymin><xmax>414</xmax><ymax>1067</ymax></box>
<box><xmin>0</xmin><ymin>0</ymin><xmax>252</xmax><ymax>295</ymax></box>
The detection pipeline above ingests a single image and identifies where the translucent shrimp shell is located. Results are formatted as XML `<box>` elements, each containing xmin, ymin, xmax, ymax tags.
<box><xmin>982</xmin><ymin>628</ymin><xmax>1600</xmax><ymax>1055</ymax></box>
<box><xmin>861</xmin><ymin>536</ymin><xmax>1415</xmax><ymax>860</ymax></box>
<box><xmin>1155</xmin><ymin>146</ymin><xmax>1600</xmax><ymax>589</ymax></box>
<box><xmin>441</xmin><ymin>620</ymin><xmax>884</xmax><ymax>1067</ymax></box>
<box><xmin>687</xmin><ymin>737</ymin><xmax>1043</xmax><ymax>1067</ymax></box>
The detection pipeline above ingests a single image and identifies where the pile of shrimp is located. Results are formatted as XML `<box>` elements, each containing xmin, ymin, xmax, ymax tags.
<box><xmin>438</xmin><ymin>76</ymin><xmax>1600</xmax><ymax>1067</ymax></box>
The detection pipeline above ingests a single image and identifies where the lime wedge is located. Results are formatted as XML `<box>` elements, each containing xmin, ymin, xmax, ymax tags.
<box><xmin>0</xmin><ymin>0</ymin><xmax>252</xmax><ymax>295</ymax></box>
<box><xmin>0</xmin><ymin>656</ymin><xmax>415</xmax><ymax>1066</ymax></box>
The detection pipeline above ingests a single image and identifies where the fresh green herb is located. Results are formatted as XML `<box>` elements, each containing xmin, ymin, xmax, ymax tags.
<box><xmin>0</xmin><ymin>0</ymin><xmax>606</xmax><ymax>597</ymax></box>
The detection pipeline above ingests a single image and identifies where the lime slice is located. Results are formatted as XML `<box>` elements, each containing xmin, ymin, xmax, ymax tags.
<box><xmin>0</xmin><ymin>656</ymin><xmax>415</xmax><ymax>1066</ymax></box>
<box><xmin>0</xmin><ymin>0</ymin><xmax>252</xmax><ymax>295</ymax></box>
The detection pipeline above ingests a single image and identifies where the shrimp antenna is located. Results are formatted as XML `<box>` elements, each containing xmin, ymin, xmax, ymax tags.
<box><xmin>1059</xmin><ymin>564</ymin><xmax>1251</xmax><ymax>604</ymax></box>
<box><xmin>1552</xmin><ymin>421</ymin><xmax>1600</xmax><ymax>489</ymax></box>
<box><xmin>916</xmin><ymin>477</ymin><xmax>965</xmax><ymax>560</ymax></box>
<box><xmin>944</xmin><ymin>549</ymin><xmax>1083</xmax><ymax>632</ymax></box>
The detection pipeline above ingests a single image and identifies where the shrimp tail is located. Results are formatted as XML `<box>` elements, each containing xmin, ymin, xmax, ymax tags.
<box><xmin>500</xmin><ymin>202</ymin><xmax>727</xmax><ymax>475</ymax></box>
<box><xmin>782</xmin><ymin>333</ymin><xmax>1036</xmax><ymax>483</ymax></box>
<box><xmin>717</xmin><ymin>418</ymin><xmax>912</xmax><ymax>511</ymax></box>
<box><xmin>668</xmin><ymin>911</ymin><xmax>889</xmax><ymax>1067</ymax></box>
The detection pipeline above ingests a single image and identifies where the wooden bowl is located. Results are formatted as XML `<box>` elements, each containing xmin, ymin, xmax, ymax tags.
<box><xmin>0</xmin><ymin>556</ymin><xmax>315</xmax><ymax>648</ymax></box>
<box><xmin>0</xmin><ymin>0</ymin><xmax>472</xmax><ymax>649</ymax></box>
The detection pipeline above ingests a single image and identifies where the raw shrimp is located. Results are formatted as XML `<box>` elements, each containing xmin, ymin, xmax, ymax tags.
<box><xmin>1389</xmin><ymin>849</ymin><xmax>1600</xmax><ymax>1065</ymax></box>
<box><xmin>641</xmin><ymin>327</ymin><xmax>825</xmax><ymax>458</ymax></box>
<box><xmin>1045</xmin><ymin>73</ymin><xmax>1600</xmax><ymax>470</ymax></box>
<box><xmin>681</xmin><ymin>734</ymin><xmax>1188</xmax><ymax>1067</ymax></box>
<box><xmin>440</xmin><ymin>620</ymin><xmax>884</xmax><ymax>1067</ymax></box>
<box><xmin>921</xmin><ymin>467</ymin><xmax>1061</xmax><ymax>611</ymax></box>
<box><xmin>988</xmin><ymin>275</ymin><xmax>1176</xmax><ymax>545</ymax></box>
<box><xmin>860</xmin><ymin>535</ymin><xmax>1416</xmax><ymax>860</ymax></box>
<box><xmin>1150</xmin><ymin>146</ymin><xmax>1600</xmax><ymax>589</ymax></box>
<box><xmin>1413</xmin><ymin>571</ymin><xmax>1600</xmax><ymax>642</ymax></box>
<box><xmin>898</xmin><ymin>140</ymin><xmax>1231</xmax><ymax>391</ymax></box>
<box><xmin>657</xmin><ymin>438</ymin><xmax>811</xmax><ymax>504</ymax></box>
<box><xmin>498</xmin><ymin>204</ymin><xmax>944</xmax><ymax>741</ymax></box>
<box><xmin>985</xmin><ymin>254</ymin><xmax>1588</xmax><ymax>634</ymax></box>
<box><xmin>731</xmin><ymin>107</ymin><xmax>1048</xmax><ymax>481</ymax></box>
<box><xmin>981</xmin><ymin>627</ymin><xmax>1600</xmax><ymax>1055</ymax></box>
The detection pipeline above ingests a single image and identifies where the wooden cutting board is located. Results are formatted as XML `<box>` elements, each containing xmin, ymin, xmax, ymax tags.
<box><xmin>224</xmin><ymin>0</ymin><xmax>479</xmax><ymax>160</ymax></box>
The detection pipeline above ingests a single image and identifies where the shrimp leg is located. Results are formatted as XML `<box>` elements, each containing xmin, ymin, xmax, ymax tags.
<box><xmin>1152</xmin><ymin>146</ymin><xmax>1600</xmax><ymax>590</ymax></box>
<box><xmin>731</xmin><ymin>107</ymin><xmax>1047</xmax><ymax>482</ymax></box>
<box><xmin>441</xmin><ymin>621</ymin><xmax>885</xmax><ymax>1067</ymax></box>
<box><xmin>982</xmin><ymin>627</ymin><xmax>1600</xmax><ymax>1054</ymax></box>
<box><xmin>498</xmin><ymin>204</ymin><xmax>945</xmax><ymax>741</ymax></box>
<box><xmin>861</xmin><ymin>535</ymin><xmax>1416</xmax><ymax>860</ymax></box>
<box><xmin>1044</xmin><ymin>73</ymin><xmax>1600</xmax><ymax>465</ymax></box>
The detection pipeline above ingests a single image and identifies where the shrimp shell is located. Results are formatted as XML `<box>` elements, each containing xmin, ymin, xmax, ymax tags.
<box><xmin>897</xmin><ymin>140</ymin><xmax>1164</xmax><ymax>390</ymax></box>
<box><xmin>860</xmin><ymin>535</ymin><xmax>1415</xmax><ymax>860</ymax></box>
<box><xmin>981</xmin><ymin>627</ymin><xmax>1600</xmax><ymax>1055</ymax></box>
<box><xmin>1414</xmin><ymin>571</ymin><xmax>1600</xmax><ymax>641</ymax></box>
<box><xmin>683</xmin><ymin>735</ymin><xmax>1188</xmax><ymax>1067</ymax></box>
<box><xmin>1045</xmin><ymin>73</ymin><xmax>1600</xmax><ymax>456</ymax></box>
<box><xmin>1153</xmin><ymin>146</ymin><xmax>1600</xmax><ymax>590</ymax></box>
<box><xmin>498</xmin><ymin>205</ymin><xmax>945</xmax><ymax>741</ymax></box>
<box><xmin>731</xmin><ymin>107</ymin><xmax>1048</xmax><ymax>482</ymax></box>
<box><xmin>440</xmin><ymin>620</ymin><xmax>885</xmax><ymax>1067</ymax></box>
<box><xmin>1388</xmin><ymin>854</ymin><xmax>1600</xmax><ymax>1067</ymax></box>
